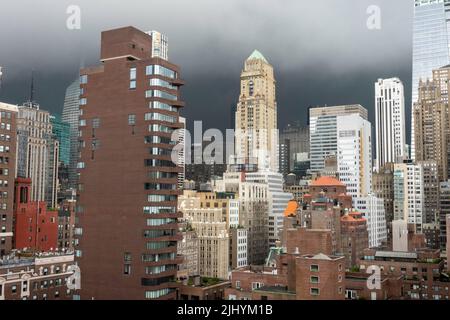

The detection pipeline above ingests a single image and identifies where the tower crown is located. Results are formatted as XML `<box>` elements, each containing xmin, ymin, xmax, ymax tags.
<box><xmin>247</xmin><ymin>50</ymin><xmax>268</xmax><ymax>63</ymax></box>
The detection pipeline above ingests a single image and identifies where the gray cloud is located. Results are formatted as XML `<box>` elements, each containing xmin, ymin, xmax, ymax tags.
<box><xmin>0</xmin><ymin>0</ymin><xmax>413</xmax><ymax>137</ymax></box>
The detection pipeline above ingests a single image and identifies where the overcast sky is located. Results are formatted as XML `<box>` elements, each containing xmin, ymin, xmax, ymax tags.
<box><xmin>0</xmin><ymin>0</ymin><xmax>413</xmax><ymax>136</ymax></box>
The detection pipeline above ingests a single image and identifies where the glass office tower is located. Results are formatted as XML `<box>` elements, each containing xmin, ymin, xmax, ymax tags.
<box><xmin>62</xmin><ymin>79</ymin><xmax>80</xmax><ymax>189</ymax></box>
<box><xmin>412</xmin><ymin>0</ymin><xmax>450</xmax><ymax>160</ymax></box>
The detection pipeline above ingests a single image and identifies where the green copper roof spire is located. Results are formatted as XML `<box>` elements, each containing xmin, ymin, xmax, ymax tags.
<box><xmin>247</xmin><ymin>50</ymin><xmax>268</xmax><ymax>63</ymax></box>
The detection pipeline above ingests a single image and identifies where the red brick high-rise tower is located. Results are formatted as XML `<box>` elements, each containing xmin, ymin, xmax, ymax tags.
<box><xmin>75</xmin><ymin>27</ymin><xmax>184</xmax><ymax>300</ymax></box>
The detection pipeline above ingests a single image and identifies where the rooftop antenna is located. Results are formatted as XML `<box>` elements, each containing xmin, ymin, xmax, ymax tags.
<box><xmin>30</xmin><ymin>70</ymin><xmax>35</xmax><ymax>103</ymax></box>
<box><xmin>25</xmin><ymin>70</ymin><xmax>39</xmax><ymax>109</ymax></box>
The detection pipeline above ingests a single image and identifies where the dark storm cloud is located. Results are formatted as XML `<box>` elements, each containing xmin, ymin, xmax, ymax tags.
<box><xmin>0</xmin><ymin>0</ymin><xmax>412</xmax><ymax>135</ymax></box>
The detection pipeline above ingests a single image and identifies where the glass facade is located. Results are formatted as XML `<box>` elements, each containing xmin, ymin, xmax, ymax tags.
<box><xmin>309</xmin><ymin>115</ymin><xmax>337</xmax><ymax>172</ymax></box>
<box><xmin>412</xmin><ymin>0</ymin><xmax>450</xmax><ymax>159</ymax></box>
<box><xmin>61</xmin><ymin>79</ymin><xmax>81</xmax><ymax>189</ymax></box>
<box><xmin>50</xmin><ymin>115</ymin><xmax>70</xmax><ymax>166</ymax></box>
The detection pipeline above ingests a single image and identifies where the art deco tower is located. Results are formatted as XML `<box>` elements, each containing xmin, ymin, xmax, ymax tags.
<box><xmin>234</xmin><ymin>50</ymin><xmax>278</xmax><ymax>172</ymax></box>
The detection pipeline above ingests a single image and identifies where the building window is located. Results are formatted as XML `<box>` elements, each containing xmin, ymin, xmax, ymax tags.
<box><xmin>236</xmin><ymin>281</ymin><xmax>241</xmax><ymax>289</ymax></box>
<box><xmin>310</xmin><ymin>288</ymin><xmax>320</xmax><ymax>296</ymax></box>
<box><xmin>80</xmin><ymin>75</ymin><xmax>88</xmax><ymax>84</ymax></box>
<box><xmin>128</xmin><ymin>114</ymin><xmax>136</xmax><ymax>125</ymax></box>
<box><xmin>130</xmin><ymin>68</ymin><xmax>137</xmax><ymax>80</ymax></box>
<box><xmin>11</xmin><ymin>285</ymin><xmax>17</xmax><ymax>294</ymax></box>
<box><xmin>130</xmin><ymin>67</ymin><xmax>137</xmax><ymax>89</ymax></box>
<box><xmin>310</xmin><ymin>276</ymin><xmax>319</xmax><ymax>284</ymax></box>
<box><xmin>124</xmin><ymin>264</ymin><xmax>131</xmax><ymax>275</ymax></box>
<box><xmin>310</xmin><ymin>265</ymin><xmax>319</xmax><ymax>272</ymax></box>
<box><xmin>92</xmin><ymin>118</ymin><xmax>100</xmax><ymax>128</ymax></box>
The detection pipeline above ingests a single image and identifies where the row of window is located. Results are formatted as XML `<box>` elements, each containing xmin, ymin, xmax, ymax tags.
<box><xmin>0</xmin><ymin>123</ymin><xmax>11</xmax><ymax>131</ymax></box>
<box><xmin>0</xmin><ymin>111</ymin><xmax>12</xmax><ymax>120</ymax></box>
<box><xmin>149</xmin><ymin>124</ymin><xmax>174</xmax><ymax>133</ymax></box>
<box><xmin>146</xmin><ymin>241</ymin><xmax>177</xmax><ymax>250</ymax></box>
<box><xmin>145</xmin><ymin>183</ymin><xmax>177</xmax><ymax>191</ymax></box>
<box><xmin>143</xmin><ymin>206</ymin><xmax>177</xmax><ymax>215</ymax></box>
<box><xmin>146</xmin><ymin>264</ymin><xmax>177</xmax><ymax>275</ymax></box>
<box><xmin>149</xmin><ymin>101</ymin><xmax>179</xmax><ymax>112</ymax></box>
<box><xmin>0</xmin><ymin>156</ymin><xmax>10</xmax><ymax>164</ymax></box>
<box><xmin>148</xmin><ymin>194</ymin><xmax>177</xmax><ymax>202</ymax></box>
<box><xmin>150</xmin><ymin>78</ymin><xmax>176</xmax><ymax>90</ymax></box>
<box><xmin>145</xmin><ymin>288</ymin><xmax>174</xmax><ymax>299</ymax></box>
<box><xmin>145</xmin><ymin>90</ymin><xmax>177</xmax><ymax>101</ymax></box>
<box><xmin>0</xmin><ymin>146</ymin><xmax>10</xmax><ymax>153</ymax></box>
<box><xmin>148</xmin><ymin>171</ymin><xmax>179</xmax><ymax>179</ymax></box>
<box><xmin>146</xmin><ymin>65</ymin><xmax>177</xmax><ymax>79</ymax></box>
<box><xmin>145</xmin><ymin>112</ymin><xmax>177</xmax><ymax>123</ymax></box>
<box><xmin>142</xmin><ymin>252</ymin><xmax>176</xmax><ymax>262</ymax></box>
<box><xmin>0</xmin><ymin>134</ymin><xmax>11</xmax><ymax>142</ymax></box>
<box><xmin>145</xmin><ymin>135</ymin><xmax>176</xmax><ymax>145</ymax></box>
<box><xmin>145</xmin><ymin>159</ymin><xmax>177</xmax><ymax>168</ymax></box>
<box><xmin>149</xmin><ymin>147</ymin><xmax>172</xmax><ymax>156</ymax></box>
<box><xmin>146</xmin><ymin>218</ymin><xmax>177</xmax><ymax>227</ymax></box>
<box><xmin>143</xmin><ymin>229</ymin><xmax>176</xmax><ymax>238</ymax></box>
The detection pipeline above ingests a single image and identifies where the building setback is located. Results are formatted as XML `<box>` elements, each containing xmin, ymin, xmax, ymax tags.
<box><xmin>75</xmin><ymin>26</ymin><xmax>185</xmax><ymax>300</ymax></box>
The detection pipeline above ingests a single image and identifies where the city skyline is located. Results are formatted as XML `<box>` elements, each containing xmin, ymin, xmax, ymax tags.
<box><xmin>3</xmin><ymin>0</ymin><xmax>450</xmax><ymax>305</ymax></box>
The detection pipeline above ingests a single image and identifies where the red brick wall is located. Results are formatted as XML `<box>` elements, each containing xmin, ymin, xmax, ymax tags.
<box><xmin>286</xmin><ymin>227</ymin><xmax>333</xmax><ymax>256</ymax></box>
<box><xmin>14</xmin><ymin>178</ymin><xmax>58</xmax><ymax>252</ymax></box>
<box><xmin>295</xmin><ymin>255</ymin><xmax>345</xmax><ymax>300</ymax></box>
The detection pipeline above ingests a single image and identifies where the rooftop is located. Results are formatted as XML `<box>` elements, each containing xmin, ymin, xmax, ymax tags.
<box><xmin>284</xmin><ymin>200</ymin><xmax>299</xmax><ymax>217</ymax></box>
<box><xmin>254</xmin><ymin>285</ymin><xmax>294</xmax><ymax>295</ymax></box>
<box><xmin>310</xmin><ymin>176</ymin><xmax>345</xmax><ymax>187</ymax></box>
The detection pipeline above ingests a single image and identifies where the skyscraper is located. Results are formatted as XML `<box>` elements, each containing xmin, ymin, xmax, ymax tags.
<box><xmin>61</xmin><ymin>79</ymin><xmax>80</xmax><ymax>190</ymax></box>
<box><xmin>280</xmin><ymin>122</ymin><xmax>310</xmax><ymax>172</ymax></box>
<box><xmin>310</xmin><ymin>105</ymin><xmax>368</xmax><ymax>173</ymax></box>
<box><xmin>393</xmin><ymin>162</ymin><xmax>424</xmax><ymax>232</ymax></box>
<box><xmin>50</xmin><ymin>115</ymin><xmax>70</xmax><ymax>166</ymax></box>
<box><xmin>440</xmin><ymin>181</ymin><xmax>450</xmax><ymax>251</ymax></box>
<box><xmin>412</xmin><ymin>0</ymin><xmax>450</xmax><ymax>160</ymax></box>
<box><xmin>16</xmin><ymin>101</ymin><xmax>59</xmax><ymax>208</ymax></box>
<box><xmin>375</xmin><ymin>78</ymin><xmax>406</xmax><ymax>170</ymax></box>
<box><xmin>0</xmin><ymin>102</ymin><xmax>18</xmax><ymax>258</ymax></box>
<box><xmin>336</xmin><ymin>113</ymin><xmax>373</xmax><ymax>199</ymax></box>
<box><xmin>75</xmin><ymin>26</ymin><xmax>184</xmax><ymax>300</ymax></box>
<box><xmin>354</xmin><ymin>194</ymin><xmax>387</xmax><ymax>248</ymax></box>
<box><xmin>310</xmin><ymin>105</ymin><xmax>372</xmax><ymax>199</ymax></box>
<box><xmin>234</xmin><ymin>50</ymin><xmax>278</xmax><ymax>172</ymax></box>
<box><xmin>414</xmin><ymin>79</ymin><xmax>448</xmax><ymax>181</ymax></box>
